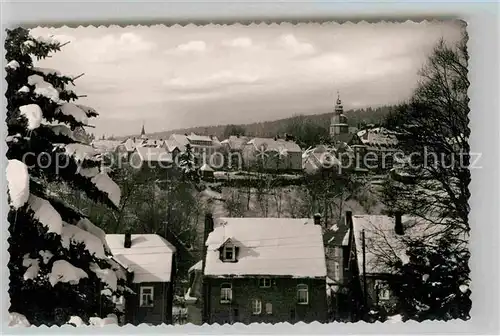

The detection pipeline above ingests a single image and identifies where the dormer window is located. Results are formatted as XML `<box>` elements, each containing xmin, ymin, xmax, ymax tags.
<box><xmin>222</xmin><ymin>244</ymin><xmax>236</xmax><ymax>262</ymax></box>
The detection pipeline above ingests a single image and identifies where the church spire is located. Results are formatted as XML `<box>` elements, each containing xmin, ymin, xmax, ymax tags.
<box><xmin>335</xmin><ymin>90</ymin><xmax>343</xmax><ymax>115</ymax></box>
<box><xmin>140</xmin><ymin>121</ymin><xmax>146</xmax><ymax>138</ymax></box>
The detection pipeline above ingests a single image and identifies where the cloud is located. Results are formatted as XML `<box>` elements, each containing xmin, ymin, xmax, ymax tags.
<box><xmin>68</xmin><ymin>32</ymin><xmax>156</xmax><ymax>63</ymax></box>
<box><xmin>222</xmin><ymin>37</ymin><xmax>253</xmax><ymax>48</ymax></box>
<box><xmin>174</xmin><ymin>40</ymin><xmax>207</xmax><ymax>52</ymax></box>
<box><xmin>164</xmin><ymin>70</ymin><xmax>260</xmax><ymax>91</ymax></box>
<box><xmin>279</xmin><ymin>34</ymin><xmax>316</xmax><ymax>56</ymax></box>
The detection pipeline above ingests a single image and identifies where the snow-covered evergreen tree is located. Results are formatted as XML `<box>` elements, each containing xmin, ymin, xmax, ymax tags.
<box><xmin>6</xmin><ymin>27</ymin><xmax>125</xmax><ymax>326</ymax></box>
<box><xmin>177</xmin><ymin>143</ymin><xmax>199</xmax><ymax>183</ymax></box>
<box><xmin>390</xmin><ymin>232</ymin><xmax>471</xmax><ymax>321</ymax></box>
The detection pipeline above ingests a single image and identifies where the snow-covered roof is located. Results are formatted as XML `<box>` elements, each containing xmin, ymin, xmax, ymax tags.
<box><xmin>140</xmin><ymin>139</ymin><xmax>162</xmax><ymax>148</ymax></box>
<box><xmin>134</xmin><ymin>146</ymin><xmax>173</xmax><ymax>163</ymax></box>
<box><xmin>351</xmin><ymin>215</ymin><xmax>444</xmax><ymax>275</ymax></box>
<box><xmin>121</xmin><ymin>138</ymin><xmax>139</xmax><ymax>152</ymax></box>
<box><xmin>204</xmin><ymin>217</ymin><xmax>326</xmax><ymax>278</ymax></box>
<box><xmin>246</xmin><ymin>137</ymin><xmax>302</xmax><ymax>153</ymax></box>
<box><xmin>187</xmin><ymin>133</ymin><xmax>212</xmax><ymax>143</ymax></box>
<box><xmin>92</xmin><ymin>140</ymin><xmax>122</xmax><ymax>153</ymax></box>
<box><xmin>106</xmin><ymin>234</ymin><xmax>177</xmax><ymax>283</ymax></box>
<box><xmin>163</xmin><ymin>139</ymin><xmax>182</xmax><ymax>152</ymax></box>
<box><xmin>222</xmin><ymin>136</ymin><xmax>249</xmax><ymax>151</ymax></box>
<box><xmin>302</xmin><ymin>148</ymin><xmax>341</xmax><ymax>174</ymax></box>
<box><xmin>357</xmin><ymin>127</ymin><xmax>399</xmax><ymax>148</ymax></box>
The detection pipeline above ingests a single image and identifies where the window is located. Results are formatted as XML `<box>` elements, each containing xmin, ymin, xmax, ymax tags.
<box><xmin>222</xmin><ymin>244</ymin><xmax>236</xmax><ymax>262</ymax></box>
<box><xmin>251</xmin><ymin>299</ymin><xmax>262</xmax><ymax>315</ymax></box>
<box><xmin>140</xmin><ymin>286</ymin><xmax>154</xmax><ymax>307</ymax></box>
<box><xmin>259</xmin><ymin>277</ymin><xmax>271</xmax><ymax>288</ymax></box>
<box><xmin>375</xmin><ymin>280</ymin><xmax>390</xmax><ymax>301</ymax></box>
<box><xmin>220</xmin><ymin>283</ymin><xmax>232</xmax><ymax>303</ymax></box>
<box><xmin>297</xmin><ymin>284</ymin><xmax>309</xmax><ymax>305</ymax></box>
<box><xmin>265</xmin><ymin>303</ymin><xmax>273</xmax><ymax>315</ymax></box>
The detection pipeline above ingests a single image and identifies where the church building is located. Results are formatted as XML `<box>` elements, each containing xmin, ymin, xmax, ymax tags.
<box><xmin>329</xmin><ymin>91</ymin><xmax>350</xmax><ymax>139</ymax></box>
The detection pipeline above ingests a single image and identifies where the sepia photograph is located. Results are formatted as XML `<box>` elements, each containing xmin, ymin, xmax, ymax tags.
<box><xmin>5</xmin><ymin>20</ymin><xmax>470</xmax><ymax>327</ymax></box>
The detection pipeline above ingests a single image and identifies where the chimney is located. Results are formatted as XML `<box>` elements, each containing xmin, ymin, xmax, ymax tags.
<box><xmin>124</xmin><ymin>230</ymin><xmax>132</xmax><ymax>248</ymax></box>
<box><xmin>345</xmin><ymin>211</ymin><xmax>353</xmax><ymax>230</ymax></box>
<box><xmin>202</xmin><ymin>213</ymin><xmax>214</xmax><ymax>266</ymax></box>
<box><xmin>313</xmin><ymin>213</ymin><xmax>322</xmax><ymax>226</ymax></box>
<box><xmin>394</xmin><ymin>212</ymin><xmax>404</xmax><ymax>235</ymax></box>
<box><xmin>201</xmin><ymin>213</ymin><xmax>214</xmax><ymax>324</ymax></box>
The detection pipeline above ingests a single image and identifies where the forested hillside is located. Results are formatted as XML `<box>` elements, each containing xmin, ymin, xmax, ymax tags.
<box><xmin>118</xmin><ymin>105</ymin><xmax>396</xmax><ymax>140</ymax></box>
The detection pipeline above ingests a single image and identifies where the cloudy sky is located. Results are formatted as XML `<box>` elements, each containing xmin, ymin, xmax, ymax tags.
<box><xmin>31</xmin><ymin>21</ymin><xmax>463</xmax><ymax>137</ymax></box>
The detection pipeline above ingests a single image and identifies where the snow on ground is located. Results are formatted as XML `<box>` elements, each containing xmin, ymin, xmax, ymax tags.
<box><xmin>61</xmin><ymin>223</ymin><xmax>106</xmax><ymax>259</ymax></box>
<box><xmin>48</xmin><ymin>260</ymin><xmax>88</xmax><ymax>286</ymax></box>
<box><xmin>39</xmin><ymin>250</ymin><xmax>54</xmax><ymax>264</ymax></box>
<box><xmin>67</xmin><ymin>316</ymin><xmax>85</xmax><ymax>327</ymax></box>
<box><xmin>19</xmin><ymin>104</ymin><xmax>43</xmax><ymax>130</ymax></box>
<box><xmin>22</xmin><ymin>254</ymin><xmax>40</xmax><ymax>280</ymax></box>
<box><xmin>90</xmin><ymin>173</ymin><xmax>121</xmax><ymax>207</ymax></box>
<box><xmin>27</xmin><ymin>194</ymin><xmax>63</xmax><ymax>235</ymax></box>
<box><xmin>27</xmin><ymin>74</ymin><xmax>59</xmax><ymax>102</ymax></box>
<box><xmin>7</xmin><ymin>159</ymin><xmax>30</xmax><ymax>209</ymax></box>
<box><xmin>200</xmin><ymin>188</ymin><xmax>224</xmax><ymax>201</ymax></box>
<box><xmin>9</xmin><ymin>312</ymin><xmax>31</xmax><ymax>327</ymax></box>
<box><xmin>77</xmin><ymin>218</ymin><xmax>111</xmax><ymax>254</ymax></box>
<box><xmin>64</xmin><ymin>143</ymin><xmax>99</xmax><ymax>162</ymax></box>
<box><xmin>386</xmin><ymin>314</ymin><xmax>403</xmax><ymax>323</ymax></box>
<box><xmin>6</xmin><ymin>60</ymin><xmax>20</xmax><ymax>70</ymax></box>
<box><xmin>89</xmin><ymin>314</ymin><xmax>118</xmax><ymax>326</ymax></box>
<box><xmin>89</xmin><ymin>263</ymin><xmax>117</xmax><ymax>291</ymax></box>
<box><xmin>56</xmin><ymin>103</ymin><xmax>89</xmax><ymax>124</ymax></box>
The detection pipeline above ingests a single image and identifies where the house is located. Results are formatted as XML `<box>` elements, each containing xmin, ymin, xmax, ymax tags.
<box><xmin>302</xmin><ymin>145</ymin><xmax>341</xmax><ymax>175</ymax></box>
<box><xmin>129</xmin><ymin>146</ymin><xmax>173</xmax><ymax>170</ymax></box>
<box><xmin>344</xmin><ymin>211</ymin><xmax>444</xmax><ymax>315</ymax></box>
<box><xmin>167</xmin><ymin>133</ymin><xmax>223</xmax><ymax>166</ymax></box>
<box><xmin>242</xmin><ymin>137</ymin><xmax>302</xmax><ymax>171</ymax></box>
<box><xmin>200</xmin><ymin>163</ymin><xmax>215</xmax><ymax>181</ymax></box>
<box><xmin>355</xmin><ymin>127</ymin><xmax>399</xmax><ymax>171</ymax></box>
<box><xmin>159</xmin><ymin>139</ymin><xmax>183</xmax><ymax>159</ymax></box>
<box><xmin>321</xmin><ymin>214</ymin><xmax>357</xmax><ymax>321</ymax></box>
<box><xmin>186</xmin><ymin>214</ymin><xmax>328</xmax><ymax>325</ymax></box>
<box><xmin>220</xmin><ymin>135</ymin><xmax>249</xmax><ymax>170</ymax></box>
<box><xmin>106</xmin><ymin>233</ymin><xmax>177</xmax><ymax>325</ymax></box>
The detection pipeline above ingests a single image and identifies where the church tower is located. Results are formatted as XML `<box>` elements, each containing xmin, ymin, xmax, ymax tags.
<box><xmin>329</xmin><ymin>91</ymin><xmax>349</xmax><ymax>138</ymax></box>
<box><xmin>140</xmin><ymin>121</ymin><xmax>147</xmax><ymax>139</ymax></box>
